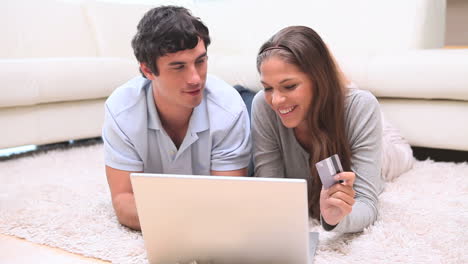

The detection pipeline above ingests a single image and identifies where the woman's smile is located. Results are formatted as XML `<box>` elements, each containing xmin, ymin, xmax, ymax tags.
<box><xmin>278</xmin><ymin>105</ymin><xmax>297</xmax><ymax>115</ymax></box>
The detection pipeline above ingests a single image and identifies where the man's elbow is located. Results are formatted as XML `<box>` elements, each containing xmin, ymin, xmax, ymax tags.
<box><xmin>112</xmin><ymin>192</ymin><xmax>141</xmax><ymax>231</ymax></box>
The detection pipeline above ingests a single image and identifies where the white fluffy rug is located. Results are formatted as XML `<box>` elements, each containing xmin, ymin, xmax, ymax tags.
<box><xmin>0</xmin><ymin>143</ymin><xmax>467</xmax><ymax>264</ymax></box>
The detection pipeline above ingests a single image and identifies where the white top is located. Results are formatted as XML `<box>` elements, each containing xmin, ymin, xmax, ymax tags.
<box><xmin>102</xmin><ymin>75</ymin><xmax>251</xmax><ymax>174</ymax></box>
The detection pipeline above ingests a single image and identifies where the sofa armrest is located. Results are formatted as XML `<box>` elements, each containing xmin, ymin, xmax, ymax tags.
<box><xmin>353</xmin><ymin>49</ymin><xmax>468</xmax><ymax>101</ymax></box>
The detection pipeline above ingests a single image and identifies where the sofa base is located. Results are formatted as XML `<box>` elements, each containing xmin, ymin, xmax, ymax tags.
<box><xmin>2</xmin><ymin>98</ymin><xmax>466</xmax><ymax>152</ymax></box>
<box><xmin>379</xmin><ymin>98</ymin><xmax>468</xmax><ymax>151</ymax></box>
<box><xmin>1</xmin><ymin>99</ymin><xmax>105</xmax><ymax>149</ymax></box>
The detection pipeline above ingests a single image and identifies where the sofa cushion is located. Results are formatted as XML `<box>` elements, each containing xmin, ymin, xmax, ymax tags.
<box><xmin>210</xmin><ymin>49</ymin><xmax>468</xmax><ymax>103</ymax></box>
<box><xmin>0</xmin><ymin>58</ymin><xmax>138</xmax><ymax>108</ymax></box>
<box><xmin>341</xmin><ymin>50</ymin><xmax>468</xmax><ymax>101</ymax></box>
<box><xmin>1</xmin><ymin>0</ymin><xmax>97</xmax><ymax>58</ymax></box>
<box><xmin>208</xmin><ymin>53</ymin><xmax>262</xmax><ymax>92</ymax></box>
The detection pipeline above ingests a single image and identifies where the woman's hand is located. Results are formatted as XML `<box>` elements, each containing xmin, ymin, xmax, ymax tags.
<box><xmin>320</xmin><ymin>171</ymin><xmax>356</xmax><ymax>226</ymax></box>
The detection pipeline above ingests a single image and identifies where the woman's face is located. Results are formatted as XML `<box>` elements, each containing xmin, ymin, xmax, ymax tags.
<box><xmin>260</xmin><ymin>56</ymin><xmax>313</xmax><ymax>130</ymax></box>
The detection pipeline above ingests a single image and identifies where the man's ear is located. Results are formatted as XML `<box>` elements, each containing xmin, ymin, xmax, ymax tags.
<box><xmin>140</xmin><ymin>63</ymin><xmax>156</xmax><ymax>80</ymax></box>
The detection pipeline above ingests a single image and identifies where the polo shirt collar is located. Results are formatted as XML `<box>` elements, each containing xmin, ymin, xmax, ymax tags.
<box><xmin>147</xmin><ymin>84</ymin><xmax>163</xmax><ymax>130</ymax></box>
<box><xmin>188</xmin><ymin>91</ymin><xmax>209</xmax><ymax>133</ymax></box>
<box><xmin>147</xmin><ymin>84</ymin><xmax>209</xmax><ymax>133</ymax></box>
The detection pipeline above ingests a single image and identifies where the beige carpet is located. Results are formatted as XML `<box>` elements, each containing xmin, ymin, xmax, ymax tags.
<box><xmin>0</xmin><ymin>143</ymin><xmax>467</xmax><ymax>264</ymax></box>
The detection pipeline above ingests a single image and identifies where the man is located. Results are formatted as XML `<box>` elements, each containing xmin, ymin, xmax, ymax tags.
<box><xmin>102</xmin><ymin>6</ymin><xmax>251</xmax><ymax>230</ymax></box>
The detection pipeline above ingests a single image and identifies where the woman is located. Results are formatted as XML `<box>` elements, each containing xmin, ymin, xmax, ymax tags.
<box><xmin>251</xmin><ymin>25</ymin><xmax>412</xmax><ymax>233</ymax></box>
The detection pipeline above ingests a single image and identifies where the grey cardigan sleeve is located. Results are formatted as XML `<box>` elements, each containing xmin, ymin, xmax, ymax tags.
<box><xmin>326</xmin><ymin>90</ymin><xmax>384</xmax><ymax>233</ymax></box>
<box><xmin>251</xmin><ymin>91</ymin><xmax>286</xmax><ymax>178</ymax></box>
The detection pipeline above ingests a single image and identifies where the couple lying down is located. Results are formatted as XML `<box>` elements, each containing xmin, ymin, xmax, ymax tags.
<box><xmin>102</xmin><ymin>6</ymin><xmax>414</xmax><ymax>234</ymax></box>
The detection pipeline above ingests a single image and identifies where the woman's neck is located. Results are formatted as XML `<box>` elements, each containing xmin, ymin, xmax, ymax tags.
<box><xmin>294</xmin><ymin>122</ymin><xmax>311</xmax><ymax>152</ymax></box>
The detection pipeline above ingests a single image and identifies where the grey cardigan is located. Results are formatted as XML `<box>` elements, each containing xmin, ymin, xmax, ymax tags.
<box><xmin>251</xmin><ymin>88</ymin><xmax>384</xmax><ymax>233</ymax></box>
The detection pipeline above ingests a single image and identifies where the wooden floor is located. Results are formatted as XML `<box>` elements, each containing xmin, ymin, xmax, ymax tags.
<box><xmin>0</xmin><ymin>234</ymin><xmax>110</xmax><ymax>264</ymax></box>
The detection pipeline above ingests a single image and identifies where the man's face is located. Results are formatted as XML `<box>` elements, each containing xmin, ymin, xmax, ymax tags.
<box><xmin>144</xmin><ymin>40</ymin><xmax>208</xmax><ymax>111</ymax></box>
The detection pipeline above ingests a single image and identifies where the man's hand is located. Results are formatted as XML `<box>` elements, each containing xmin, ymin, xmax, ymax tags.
<box><xmin>106</xmin><ymin>166</ymin><xmax>142</xmax><ymax>230</ymax></box>
<box><xmin>105</xmin><ymin>166</ymin><xmax>247</xmax><ymax>231</ymax></box>
<box><xmin>320</xmin><ymin>171</ymin><xmax>356</xmax><ymax>226</ymax></box>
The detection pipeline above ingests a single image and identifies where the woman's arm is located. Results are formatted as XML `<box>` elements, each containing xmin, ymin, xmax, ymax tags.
<box><xmin>251</xmin><ymin>91</ymin><xmax>285</xmax><ymax>178</ymax></box>
<box><xmin>326</xmin><ymin>90</ymin><xmax>384</xmax><ymax>233</ymax></box>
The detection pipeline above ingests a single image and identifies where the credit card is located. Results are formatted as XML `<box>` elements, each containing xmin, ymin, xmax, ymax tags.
<box><xmin>315</xmin><ymin>154</ymin><xmax>344</xmax><ymax>189</ymax></box>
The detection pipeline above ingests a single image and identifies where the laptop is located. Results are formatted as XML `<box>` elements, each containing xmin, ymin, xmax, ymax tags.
<box><xmin>130</xmin><ymin>173</ymin><xmax>319</xmax><ymax>264</ymax></box>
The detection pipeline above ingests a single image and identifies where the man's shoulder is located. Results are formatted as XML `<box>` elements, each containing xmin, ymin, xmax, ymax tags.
<box><xmin>105</xmin><ymin>76</ymin><xmax>150</xmax><ymax>117</ymax></box>
<box><xmin>205</xmin><ymin>75</ymin><xmax>246</xmax><ymax>119</ymax></box>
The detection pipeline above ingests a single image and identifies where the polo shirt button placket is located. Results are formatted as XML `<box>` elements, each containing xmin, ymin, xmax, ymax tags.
<box><xmin>170</xmin><ymin>150</ymin><xmax>177</xmax><ymax>161</ymax></box>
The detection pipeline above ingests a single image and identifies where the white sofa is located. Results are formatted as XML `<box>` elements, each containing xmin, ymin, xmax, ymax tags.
<box><xmin>1</xmin><ymin>0</ymin><xmax>467</xmax><ymax>151</ymax></box>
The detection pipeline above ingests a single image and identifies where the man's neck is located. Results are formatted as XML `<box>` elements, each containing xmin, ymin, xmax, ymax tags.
<box><xmin>154</xmin><ymin>94</ymin><xmax>193</xmax><ymax>149</ymax></box>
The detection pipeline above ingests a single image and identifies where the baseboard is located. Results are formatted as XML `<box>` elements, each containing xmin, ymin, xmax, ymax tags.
<box><xmin>412</xmin><ymin>146</ymin><xmax>468</xmax><ymax>162</ymax></box>
<box><xmin>0</xmin><ymin>137</ymin><xmax>103</xmax><ymax>161</ymax></box>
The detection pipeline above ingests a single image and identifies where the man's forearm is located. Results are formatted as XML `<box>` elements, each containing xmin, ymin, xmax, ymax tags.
<box><xmin>113</xmin><ymin>192</ymin><xmax>141</xmax><ymax>231</ymax></box>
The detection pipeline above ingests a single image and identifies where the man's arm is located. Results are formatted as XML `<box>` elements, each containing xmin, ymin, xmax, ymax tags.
<box><xmin>105</xmin><ymin>166</ymin><xmax>142</xmax><ymax>231</ymax></box>
<box><xmin>211</xmin><ymin>168</ymin><xmax>248</xmax><ymax>177</ymax></box>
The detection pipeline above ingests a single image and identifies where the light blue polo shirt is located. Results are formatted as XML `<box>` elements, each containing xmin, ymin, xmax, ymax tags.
<box><xmin>102</xmin><ymin>75</ymin><xmax>251</xmax><ymax>175</ymax></box>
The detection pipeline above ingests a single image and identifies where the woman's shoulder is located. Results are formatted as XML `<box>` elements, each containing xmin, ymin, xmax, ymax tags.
<box><xmin>251</xmin><ymin>90</ymin><xmax>284</xmax><ymax>135</ymax></box>
<box><xmin>252</xmin><ymin>90</ymin><xmax>267</xmax><ymax>106</ymax></box>
<box><xmin>344</xmin><ymin>88</ymin><xmax>382</xmax><ymax>143</ymax></box>
<box><xmin>345</xmin><ymin>88</ymin><xmax>380</xmax><ymax>114</ymax></box>
<box><xmin>252</xmin><ymin>90</ymin><xmax>275</xmax><ymax>117</ymax></box>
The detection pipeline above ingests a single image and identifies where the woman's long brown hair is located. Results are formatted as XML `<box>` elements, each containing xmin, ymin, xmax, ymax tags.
<box><xmin>257</xmin><ymin>26</ymin><xmax>352</xmax><ymax>219</ymax></box>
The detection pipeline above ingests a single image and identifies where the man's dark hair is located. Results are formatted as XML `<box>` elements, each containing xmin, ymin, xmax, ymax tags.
<box><xmin>131</xmin><ymin>5</ymin><xmax>211</xmax><ymax>77</ymax></box>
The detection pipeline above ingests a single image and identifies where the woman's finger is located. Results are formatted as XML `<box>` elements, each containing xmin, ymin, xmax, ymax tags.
<box><xmin>329</xmin><ymin>190</ymin><xmax>355</xmax><ymax>206</ymax></box>
<box><xmin>325</xmin><ymin>197</ymin><xmax>353</xmax><ymax>214</ymax></box>
<box><xmin>334</xmin><ymin>171</ymin><xmax>355</xmax><ymax>187</ymax></box>
<box><xmin>328</xmin><ymin>183</ymin><xmax>355</xmax><ymax>198</ymax></box>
